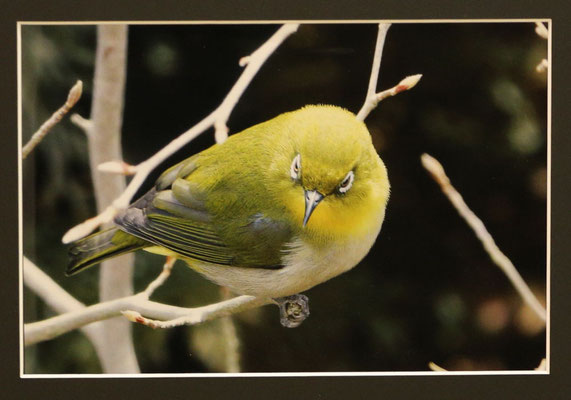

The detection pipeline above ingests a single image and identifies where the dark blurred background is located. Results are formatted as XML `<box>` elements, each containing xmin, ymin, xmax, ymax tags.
<box><xmin>21</xmin><ymin>23</ymin><xmax>547</xmax><ymax>373</ymax></box>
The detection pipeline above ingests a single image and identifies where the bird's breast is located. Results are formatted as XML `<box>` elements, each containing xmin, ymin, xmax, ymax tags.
<box><xmin>276</xmin><ymin>215</ymin><xmax>384</xmax><ymax>295</ymax></box>
<box><xmin>188</xmin><ymin>208</ymin><xmax>384</xmax><ymax>298</ymax></box>
<box><xmin>186</xmin><ymin>186</ymin><xmax>387</xmax><ymax>298</ymax></box>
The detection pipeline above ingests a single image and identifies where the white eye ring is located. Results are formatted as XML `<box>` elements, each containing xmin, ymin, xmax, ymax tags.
<box><xmin>290</xmin><ymin>154</ymin><xmax>301</xmax><ymax>180</ymax></box>
<box><xmin>338</xmin><ymin>171</ymin><xmax>354</xmax><ymax>193</ymax></box>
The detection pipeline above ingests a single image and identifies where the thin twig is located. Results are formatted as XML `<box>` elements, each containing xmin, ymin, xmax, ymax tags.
<box><xmin>428</xmin><ymin>361</ymin><xmax>447</xmax><ymax>372</ymax></box>
<box><xmin>357</xmin><ymin>74</ymin><xmax>422</xmax><ymax>122</ymax></box>
<box><xmin>97</xmin><ymin>160</ymin><xmax>138</xmax><ymax>175</ymax></box>
<box><xmin>355</xmin><ymin>24</ymin><xmax>422</xmax><ymax>122</ymax></box>
<box><xmin>62</xmin><ymin>24</ymin><xmax>299</xmax><ymax>244</ymax></box>
<box><xmin>421</xmin><ymin>153</ymin><xmax>546</xmax><ymax>322</ymax></box>
<box><xmin>141</xmin><ymin>256</ymin><xmax>176</xmax><ymax>299</ymax></box>
<box><xmin>212</xmin><ymin>23</ymin><xmax>299</xmax><ymax>143</ymax></box>
<box><xmin>70</xmin><ymin>113</ymin><xmax>92</xmax><ymax>134</ymax></box>
<box><xmin>24</xmin><ymin>286</ymin><xmax>270</xmax><ymax>346</ymax></box>
<box><xmin>535</xmin><ymin>22</ymin><xmax>548</xmax><ymax>40</ymax></box>
<box><xmin>120</xmin><ymin>295</ymin><xmax>270</xmax><ymax>330</ymax></box>
<box><xmin>356</xmin><ymin>23</ymin><xmax>391</xmax><ymax>121</ymax></box>
<box><xmin>22</xmin><ymin>80</ymin><xmax>83</xmax><ymax>159</ymax></box>
<box><xmin>366</xmin><ymin>24</ymin><xmax>391</xmax><ymax>101</ymax></box>
<box><xmin>370</xmin><ymin>74</ymin><xmax>422</xmax><ymax>113</ymax></box>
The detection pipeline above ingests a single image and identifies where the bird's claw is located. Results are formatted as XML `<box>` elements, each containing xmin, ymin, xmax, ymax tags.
<box><xmin>275</xmin><ymin>294</ymin><xmax>310</xmax><ymax>328</ymax></box>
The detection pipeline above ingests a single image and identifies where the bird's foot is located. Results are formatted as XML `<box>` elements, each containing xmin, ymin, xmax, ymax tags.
<box><xmin>274</xmin><ymin>294</ymin><xmax>310</xmax><ymax>328</ymax></box>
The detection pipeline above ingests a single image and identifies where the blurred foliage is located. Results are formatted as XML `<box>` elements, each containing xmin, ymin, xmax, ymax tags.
<box><xmin>22</xmin><ymin>23</ymin><xmax>547</xmax><ymax>373</ymax></box>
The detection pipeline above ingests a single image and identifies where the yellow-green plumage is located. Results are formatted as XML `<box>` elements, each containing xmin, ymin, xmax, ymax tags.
<box><xmin>68</xmin><ymin>105</ymin><xmax>390</xmax><ymax>298</ymax></box>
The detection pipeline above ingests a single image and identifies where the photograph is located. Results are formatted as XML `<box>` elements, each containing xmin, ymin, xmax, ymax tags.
<box><xmin>21</xmin><ymin>21</ymin><xmax>548</xmax><ymax>375</ymax></box>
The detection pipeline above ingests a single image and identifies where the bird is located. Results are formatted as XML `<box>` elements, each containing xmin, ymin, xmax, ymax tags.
<box><xmin>67</xmin><ymin>105</ymin><xmax>390</xmax><ymax>299</ymax></box>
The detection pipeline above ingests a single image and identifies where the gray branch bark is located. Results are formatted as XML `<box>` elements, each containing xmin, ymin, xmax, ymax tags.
<box><xmin>88</xmin><ymin>24</ymin><xmax>139</xmax><ymax>373</ymax></box>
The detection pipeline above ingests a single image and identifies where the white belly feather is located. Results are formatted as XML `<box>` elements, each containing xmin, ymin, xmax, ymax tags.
<box><xmin>189</xmin><ymin>217</ymin><xmax>383</xmax><ymax>298</ymax></box>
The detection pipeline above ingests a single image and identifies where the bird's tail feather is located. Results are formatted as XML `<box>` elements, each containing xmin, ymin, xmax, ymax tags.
<box><xmin>67</xmin><ymin>228</ymin><xmax>145</xmax><ymax>276</ymax></box>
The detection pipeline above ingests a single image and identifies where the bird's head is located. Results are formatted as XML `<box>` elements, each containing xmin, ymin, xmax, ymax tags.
<box><xmin>266</xmin><ymin>105</ymin><xmax>390</xmax><ymax>237</ymax></box>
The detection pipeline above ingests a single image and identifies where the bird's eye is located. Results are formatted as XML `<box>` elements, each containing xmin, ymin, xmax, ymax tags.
<box><xmin>290</xmin><ymin>154</ymin><xmax>301</xmax><ymax>180</ymax></box>
<box><xmin>338</xmin><ymin>171</ymin><xmax>354</xmax><ymax>194</ymax></box>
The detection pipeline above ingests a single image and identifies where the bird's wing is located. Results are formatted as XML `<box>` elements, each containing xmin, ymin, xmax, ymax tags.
<box><xmin>115</xmin><ymin>186</ymin><xmax>238</xmax><ymax>265</ymax></box>
<box><xmin>114</xmin><ymin>157</ymin><xmax>293</xmax><ymax>268</ymax></box>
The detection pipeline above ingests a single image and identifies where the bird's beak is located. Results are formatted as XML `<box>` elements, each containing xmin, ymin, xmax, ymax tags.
<box><xmin>303</xmin><ymin>189</ymin><xmax>325</xmax><ymax>227</ymax></box>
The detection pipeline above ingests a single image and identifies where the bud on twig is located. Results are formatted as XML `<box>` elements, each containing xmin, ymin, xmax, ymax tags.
<box><xmin>66</xmin><ymin>80</ymin><xmax>83</xmax><ymax>107</ymax></box>
<box><xmin>373</xmin><ymin>74</ymin><xmax>423</xmax><ymax>104</ymax></box>
<box><xmin>239</xmin><ymin>56</ymin><xmax>251</xmax><ymax>67</ymax></box>
<box><xmin>98</xmin><ymin>160</ymin><xmax>138</xmax><ymax>175</ymax></box>
<box><xmin>62</xmin><ymin>205</ymin><xmax>117</xmax><ymax>243</ymax></box>
<box><xmin>22</xmin><ymin>80</ymin><xmax>84</xmax><ymax>159</ymax></box>
<box><xmin>536</xmin><ymin>59</ymin><xmax>548</xmax><ymax>73</ymax></box>
<box><xmin>396</xmin><ymin>74</ymin><xmax>422</xmax><ymax>92</ymax></box>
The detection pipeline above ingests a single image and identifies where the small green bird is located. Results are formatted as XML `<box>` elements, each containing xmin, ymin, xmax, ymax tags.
<box><xmin>68</xmin><ymin>105</ymin><xmax>390</xmax><ymax>299</ymax></box>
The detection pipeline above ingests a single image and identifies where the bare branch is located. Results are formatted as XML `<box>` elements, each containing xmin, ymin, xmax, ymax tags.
<box><xmin>120</xmin><ymin>295</ymin><xmax>270</xmax><ymax>330</ymax></box>
<box><xmin>367</xmin><ymin>24</ymin><xmax>391</xmax><ymax>100</ymax></box>
<box><xmin>25</xmin><ymin>290</ymin><xmax>271</xmax><ymax>346</ymax></box>
<box><xmin>357</xmin><ymin>74</ymin><xmax>422</xmax><ymax>121</ymax></box>
<box><xmin>88</xmin><ymin>24</ymin><xmax>138</xmax><ymax>373</ymax></box>
<box><xmin>23</xmin><ymin>257</ymin><xmax>102</xmax><ymax>344</ymax></box>
<box><xmin>62</xmin><ymin>205</ymin><xmax>117</xmax><ymax>244</ymax></box>
<box><xmin>141</xmin><ymin>256</ymin><xmax>176</xmax><ymax>299</ymax></box>
<box><xmin>22</xmin><ymin>80</ymin><xmax>83</xmax><ymax>159</ymax></box>
<box><xmin>23</xmin><ymin>254</ymin><xmax>268</xmax><ymax>348</ymax></box>
<box><xmin>62</xmin><ymin>23</ymin><xmax>299</xmax><ymax>244</ymax></box>
<box><xmin>356</xmin><ymin>23</ymin><xmax>391</xmax><ymax>121</ymax></box>
<box><xmin>97</xmin><ymin>160</ymin><xmax>138</xmax><ymax>175</ymax></box>
<box><xmin>356</xmin><ymin>24</ymin><xmax>422</xmax><ymax>122</ymax></box>
<box><xmin>212</xmin><ymin>23</ymin><xmax>300</xmax><ymax>142</ymax></box>
<box><xmin>421</xmin><ymin>153</ymin><xmax>546</xmax><ymax>322</ymax></box>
